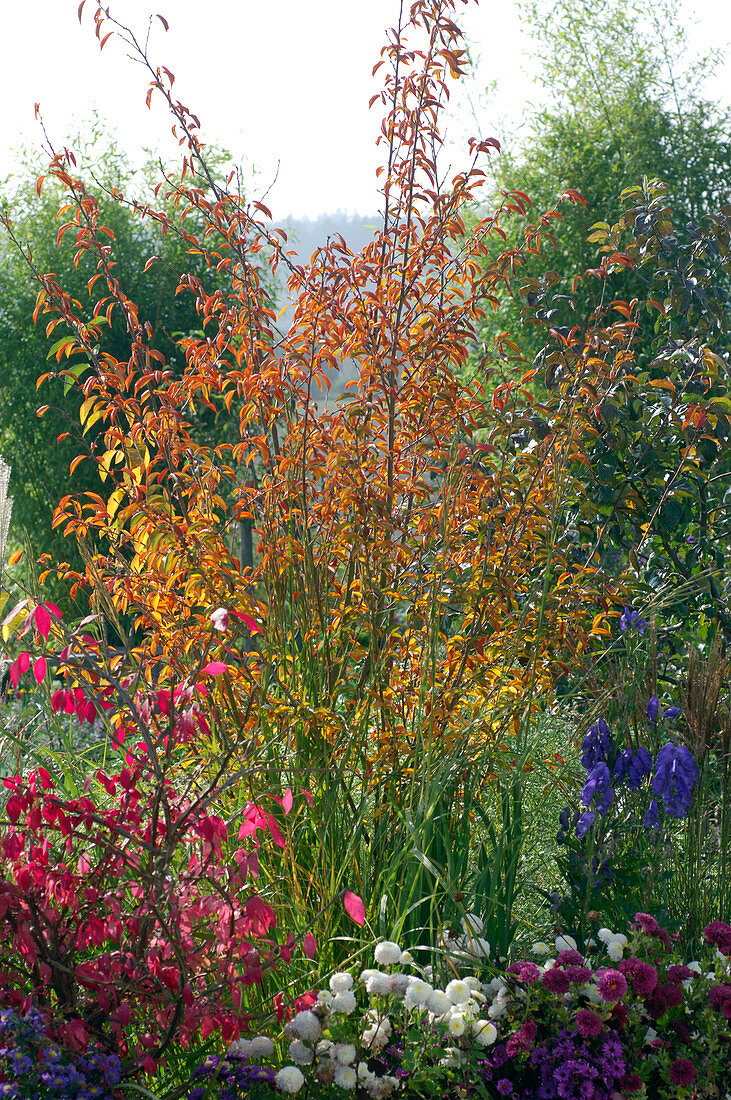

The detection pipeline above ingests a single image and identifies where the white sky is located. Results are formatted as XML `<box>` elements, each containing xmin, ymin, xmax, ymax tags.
<box><xmin>0</xmin><ymin>0</ymin><xmax>729</xmax><ymax>220</ymax></box>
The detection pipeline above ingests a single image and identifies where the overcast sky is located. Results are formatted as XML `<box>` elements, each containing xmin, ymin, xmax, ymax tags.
<box><xmin>1</xmin><ymin>0</ymin><xmax>729</xmax><ymax>219</ymax></box>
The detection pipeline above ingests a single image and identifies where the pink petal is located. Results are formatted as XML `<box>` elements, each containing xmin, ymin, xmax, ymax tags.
<box><xmin>241</xmin><ymin>614</ymin><xmax>262</xmax><ymax>635</ymax></box>
<box><xmin>344</xmin><ymin>890</ymin><xmax>366</xmax><ymax>926</ymax></box>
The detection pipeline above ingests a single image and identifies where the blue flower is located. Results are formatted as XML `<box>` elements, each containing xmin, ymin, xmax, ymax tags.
<box><xmin>643</xmin><ymin>798</ymin><xmax>661</xmax><ymax>829</ymax></box>
<box><xmin>576</xmin><ymin>810</ymin><xmax>596</xmax><ymax>838</ymax></box>
<box><xmin>651</xmin><ymin>743</ymin><xmax>700</xmax><ymax>818</ymax></box>
<box><xmin>613</xmin><ymin>746</ymin><xmax>653</xmax><ymax>790</ymax></box>
<box><xmin>619</xmin><ymin>606</ymin><xmax>647</xmax><ymax>635</ymax></box>
<box><xmin>664</xmin><ymin>705</ymin><xmax>681</xmax><ymax>720</ymax></box>
<box><xmin>645</xmin><ymin>696</ymin><xmax>660</xmax><ymax>724</ymax></box>
<box><xmin>581</xmin><ymin>762</ymin><xmax>614</xmax><ymax>813</ymax></box>
<box><xmin>581</xmin><ymin>718</ymin><xmax>613</xmax><ymax>770</ymax></box>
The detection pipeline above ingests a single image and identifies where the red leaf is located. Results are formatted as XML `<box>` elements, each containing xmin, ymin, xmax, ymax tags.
<box><xmin>240</xmin><ymin>614</ymin><xmax>262</xmax><ymax>635</ymax></box>
<box><xmin>344</xmin><ymin>890</ymin><xmax>365</xmax><ymax>926</ymax></box>
<box><xmin>33</xmin><ymin>657</ymin><xmax>47</xmax><ymax>685</ymax></box>
<box><xmin>303</xmin><ymin>932</ymin><xmax>318</xmax><ymax>959</ymax></box>
<box><xmin>10</xmin><ymin>652</ymin><xmax>30</xmax><ymax>688</ymax></box>
<box><xmin>201</xmin><ymin>661</ymin><xmax>228</xmax><ymax>675</ymax></box>
<box><xmin>34</xmin><ymin>604</ymin><xmax>51</xmax><ymax>638</ymax></box>
<box><xmin>77</xmin><ymin>0</ymin><xmax>86</xmax><ymax>21</ymax></box>
<box><xmin>280</xmin><ymin>787</ymin><xmax>293</xmax><ymax>814</ymax></box>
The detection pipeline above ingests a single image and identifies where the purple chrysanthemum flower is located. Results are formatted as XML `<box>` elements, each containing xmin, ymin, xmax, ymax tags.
<box><xmin>575</xmin><ymin>1009</ymin><xmax>603</xmax><ymax>1038</ymax></box>
<box><xmin>668</xmin><ymin>1058</ymin><xmax>697</xmax><ymax>1086</ymax></box>
<box><xmin>596</xmin><ymin>968</ymin><xmax>628</xmax><ymax>1002</ymax></box>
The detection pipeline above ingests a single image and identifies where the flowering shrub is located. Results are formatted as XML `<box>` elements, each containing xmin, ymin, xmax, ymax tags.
<box><xmin>183</xmin><ymin>918</ymin><xmax>731</xmax><ymax>1098</ymax></box>
<box><xmin>0</xmin><ymin>1006</ymin><xmax>122</xmax><ymax>1099</ymax></box>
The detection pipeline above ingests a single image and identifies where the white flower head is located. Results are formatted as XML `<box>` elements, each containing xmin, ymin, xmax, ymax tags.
<box><xmin>288</xmin><ymin>1010</ymin><xmax>322</xmax><ymax>1042</ymax></box>
<box><xmin>374</xmin><ymin>941</ymin><xmax>402</xmax><ymax>966</ymax></box>
<box><xmin>448</xmin><ymin>1014</ymin><xmax>467</xmax><ymax>1037</ymax></box>
<box><xmin>555</xmin><ymin>934</ymin><xmax>578</xmax><ymax>952</ymax></box>
<box><xmin>427</xmin><ymin>989</ymin><xmax>452</xmax><ymax>1017</ymax></box>
<box><xmin>331</xmin><ymin>990</ymin><xmax>357</xmax><ymax>1015</ymax></box>
<box><xmin>607</xmin><ymin>940</ymin><xmax>625</xmax><ymax>962</ymax></box>
<box><xmin>210</xmin><ymin>607</ymin><xmax>229</xmax><ymax>632</ymax></box>
<box><xmin>249</xmin><ymin>1036</ymin><xmax>275</xmax><ymax>1057</ymax></box>
<box><xmin>330</xmin><ymin>972</ymin><xmax>355</xmax><ymax>994</ymax></box>
<box><xmin>405</xmin><ymin>977</ymin><xmax>433</xmax><ymax>1006</ymax></box>
<box><xmin>335</xmin><ymin>1043</ymin><xmax>357</xmax><ymax>1065</ymax></box>
<box><xmin>364</xmin><ymin>971</ymin><xmax>392</xmax><ymax>996</ymax></box>
<box><xmin>390</xmin><ymin>973</ymin><xmax>411</xmax><ymax>997</ymax></box>
<box><xmin>473</xmin><ymin>1019</ymin><xmax>497</xmax><ymax>1046</ymax></box>
<box><xmin>288</xmin><ymin>1040</ymin><xmax>314</xmax><ymax>1065</ymax></box>
<box><xmin>334</xmin><ymin>1065</ymin><xmax>358</xmax><ymax>1089</ymax></box>
<box><xmin>445</xmin><ymin>979</ymin><xmax>471</xmax><ymax>1005</ymax></box>
<box><xmin>275</xmin><ymin>1066</ymin><xmax>306</xmax><ymax>1094</ymax></box>
<box><xmin>400</xmin><ymin>949</ymin><xmax>414</xmax><ymax>965</ymax></box>
<box><xmin>317</xmin><ymin>989</ymin><xmax>334</xmax><ymax>1005</ymax></box>
<box><xmin>531</xmin><ymin>942</ymin><xmax>551</xmax><ymax>956</ymax></box>
<box><xmin>461</xmin><ymin>912</ymin><xmax>484</xmax><ymax>937</ymax></box>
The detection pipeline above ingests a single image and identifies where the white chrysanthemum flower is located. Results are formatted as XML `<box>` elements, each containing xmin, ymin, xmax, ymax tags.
<box><xmin>228</xmin><ymin>1038</ymin><xmax>253</xmax><ymax>1057</ymax></box>
<box><xmin>334</xmin><ymin>1043</ymin><xmax>357</xmax><ymax>1065</ymax></box>
<box><xmin>334</xmin><ymin>1064</ymin><xmax>358</xmax><ymax>1089</ymax></box>
<box><xmin>473</xmin><ymin>1019</ymin><xmax>497</xmax><ymax>1046</ymax></box>
<box><xmin>331</xmin><ymin>990</ymin><xmax>357</xmax><ymax>1015</ymax></box>
<box><xmin>531</xmin><ymin>942</ymin><xmax>551</xmax><ymax>956</ymax></box>
<box><xmin>687</xmin><ymin>961</ymin><xmax>702</xmax><ymax>974</ymax></box>
<box><xmin>607</xmin><ymin>940</ymin><xmax>624</xmax><ymax>962</ymax></box>
<box><xmin>585</xmin><ymin>985</ymin><xmax>604</xmax><ymax>1005</ymax></box>
<box><xmin>400</xmin><ymin>949</ymin><xmax>414</xmax><ymax>965</ymax></box>
<box><xmin>464</xmin><ymin>976</ymin><xmax>479</xmax><ymax>990</ymax></box>
<box><xmin>288</xmin><ymin>1010</ymin><xmax>322</xmax><ymax>1042</ymax></box>
<box><xmin>448</xmin><ymin>1014</ymin><xmax>467</xmax><ymax>1037</ymax></box>
<box><xmin>365</xmin><ymin>971</ymin><xmax>393</xmax><ymax>996</ymax></box>
<box><xmin>461</xmin><ymin>912</ymin><xmax>484</xmax><ymax>936</ymax></box>
<box><xmin>374</xmin><ymin>941</ymin><xmax>402</xmax><ymax>966</ymax></box>
<box><xmin>597</xmin><ymin>927</ymin><xmax>614</xmax><ymax>944</ymax></box>
<box><xmin>488</xmin><ymin>1000</ymin><xmax>508</xmax><ymax>1020</ymax></box>
<box><xmin>555</xmin><ymin>934</ymin><xmax>578</xmax><ymax>952</ymax></box>
<box><xmin>358</xmin><ymin>1062</ymin><xmax>375</xmax><ymax>1082</ymax></box>
<box><xmin>427</xmin><ymin>990</ymin><xmax>452</xmax><ymax>1017</ymax></box>
<box><xmin>390</xmin><ymin>973</ymin><xmax>411</xmax><ymax>997</ymax></box>
<box><xmin>445</xmin><ymin>979</ymin><xmax>471</xmax><ymax>1004</ymax></box>
<box><xmin>330</xmin><ymin>971</ymin><xmax>355</xmax><ymax>993</ymax></box>
<box><xmin>249</xmin><ymin>1036</ymin><xmax>275</xmax><ymax>1057</ymax></box>
<box><xmin>275</xmin><ymin>1066</ymin><xmax>306</xmax><ymax>1094</ymax></box>
<box><xmin>317</xmin><ymin>989</ymin><xmax>333</xmax><ymax>1005</ymax></box>
<box><xmin>289</xmin><ymin>1040</ymin><xmax>314</xmax><ymax>1065</ymax></box>
<box><xmin>541</xmin><ymin>959</ymin><xmax>557</xmax><ymax>972</ymax></box>
<box><xmin>405</xmin><ymin>978</ymin><xmax>433</xmax><ymax>1005</ymax></box>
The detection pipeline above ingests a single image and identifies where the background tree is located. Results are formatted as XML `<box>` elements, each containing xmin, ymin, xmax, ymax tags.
<box><xmin>0</xmin><ymin>125</ymin><xmax>273</xmax><ymax>613</ymax></box>
<box><xmin>470</xmin><ymin>0</ymin><xmax>731</xmax><ymax>365</ymax></box>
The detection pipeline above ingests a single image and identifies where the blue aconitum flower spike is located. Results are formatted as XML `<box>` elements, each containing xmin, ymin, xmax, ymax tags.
<box><xmin>645</xmin><ymin>696</ymin><xmax>660</xmax><ymax>724</ymax></box>
<box><xmin>619</xmin><ymin>605</ymin><xmax>647</xmax><ymax>635</ymax></box>
<box><xmin>576</xmin><ymin>810</ymin><xmax>596</xmax><ymax>838</ymax></box>
<box><xmin>651</xmin><ymin>742</ymin><xmax>700</xmax><ymax>818</ymax></box>
<box><xmin>581</xmin><ymin>762</ymin><xmax>611</xmax><ymax>807</ymax></box>
<box><xmin>643</xmin><ymin>798</ymin><xmax>661</xmax><ymax>829</ymax></box>
<box><xmin>663</xmin><ymin>705</ymin><xmax>681</xmax><ymax>720</ymax></box>
<box><xmin>581</xmin><ymin>719</ymin><xmax>614</xmax><ymax>770</ymax></box>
